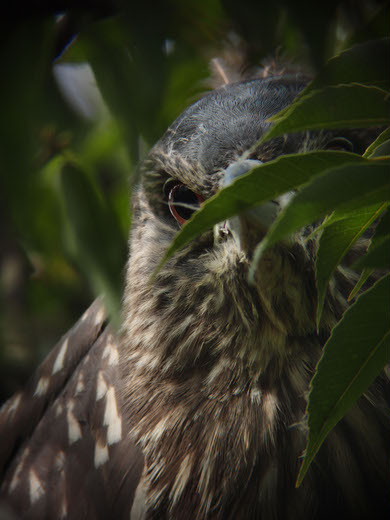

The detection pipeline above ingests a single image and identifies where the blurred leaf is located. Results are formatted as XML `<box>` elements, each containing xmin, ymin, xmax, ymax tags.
<box><xmin>307</xmin><ymin>38</ymin><xmax>390</xmax><ymax>92</ymax></box>
<box><xmin>342</xmin><ymin>2</ymin><xmax>390</xmax><ymax>50</ymax></box>
<box><xmin>70</xmin><ymin>4</ymin><xmax>225</xmax><ymax>164</ymax></box>
<box><xmin>0</xmin><ymin>20</ymin><xmax>58</xmax><ymax>244</ymax></box>
<box><xmin>268</xmin><ymin>38</ymin><xmax>390</xmax><ymax>125</ymax></box>
<box><xmin>261</xmin><ymin>85</ymin><xmax>390</xmax><ymax>144</ymax></box>
<box><xmin>315</xmin><ymin>202</ymin><xmax>387</xmax><ymax>328</ymax></box>
<box><xmin>222</xmin><ymin>0</ymin><xmax>287</xmax><ymax>63</ymax></box>
<box><xmin>157</xmin><ymin>151</ymin><xmax>366</xmax><ymax>272</ymax></box>
<box><xmin>283</xmin><ymin>0</ymin><xmax>341</xmax><ymax>68</ymax></box>
<box><xmin>154</xmin><ymin>51</ymin><xmax>209</xmax><ymax>136</ymax></box>
<box><xmin>251</xmin><ymin>159</ymin><xmax>390</xmax><ymax>277</ymax></box>
<box><xmin>0</xmin><ymin>21</ymin><xmax>53</xmax><ymax>175</ymax></box>
<box><xmin>297</xmin><ymin>273</ymin><xmax>390</xmax><ymax>486</ymax></box>
<box><xmin>57</xmin><ymin>162</ymin><xmax>127</xmax><ymax>327</ymax></box>
<box><xmin>74</xmin><ymin>18</ymin><xmax>155</xmax><ymax>162</ymax></box>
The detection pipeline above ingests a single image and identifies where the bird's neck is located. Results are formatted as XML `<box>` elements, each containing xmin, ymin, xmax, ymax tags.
<box><xmin>119</xmin><ymin>230</ymin><xmax>378</xmax><ymax>518</ymax></box>
<box><xmin>121</xmin><ymin>351</ymin><xmax>312</xmax><ymax>518</ymax></box>
<box><xmin>119</xmin><ymin>306</ymin><xmax>322</xmax><ymax>518</ymax></box>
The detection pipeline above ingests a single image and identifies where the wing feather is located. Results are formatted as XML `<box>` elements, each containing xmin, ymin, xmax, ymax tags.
<box><xmin>0</xmin><ymin>299</ymin><xmax>144</xmax><ymax>519</ymax></box>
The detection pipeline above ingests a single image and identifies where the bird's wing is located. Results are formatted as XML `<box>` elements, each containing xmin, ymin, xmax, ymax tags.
<box><xmin>0</xmin><ymin>298</ymin><xmax>144</xmax><ymax>519</ymax></box>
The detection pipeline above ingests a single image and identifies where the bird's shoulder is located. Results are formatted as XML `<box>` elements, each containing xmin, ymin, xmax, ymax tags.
<box><xmin>0</xmin><ymin>298</ymin><xmax>144</xmax><ymax>519</ymax></box>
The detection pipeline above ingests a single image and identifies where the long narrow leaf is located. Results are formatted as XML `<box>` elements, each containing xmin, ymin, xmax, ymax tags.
<box><xmin>315</xmin><ymin>203</ymin><xmax>387</xmax><ymax>328</ymax></box>
<box><xmin>260</xmin><ymin>85</ymin><xmax>390</xmax><ymax>144</ymax></box>
<box><xmin>297</xmin><ymin>274</ymin><xmax>390</xmax><ymax>486</ymax></box>
<box><xmin>348</xmin><ymin>206</ymin><xmax>390</xmax><ymax>300</ymax></box>
<box><xmin>364</xmin><ymin>127</ymin><xmax>390</xmax><ymax>157</ymax></box>
<box><xmin>348</xmin><ymin>269</ymin><xmax>373</xmax><ymax>301</ymax></box>
<box><xmin>307</xmin><ymin>38</ymin><xmax>390</xmax><ymax>92</ymax></box>
<box><xmin>273</xmin><ymin>38</ymin><xmax>390</xmax><ymax>122</ymax></box>
<box><xmin>251</xmin><ymin>160</ymin><xmax>390</xmax><ymax>280</ymax></box>
<box><xmin>157</xmin><ymin>151</ymin><xmax>366</xmax><ymax>272</ymax></box>
<box><xmin>58</xmin><ymin>162</ymin><xmax>127</xmax><ymax>326</ymax></box>
<box><xmin>353</xmin><ymin>238</ymin><xmax>390</xmax><ymax>270</ymax></box>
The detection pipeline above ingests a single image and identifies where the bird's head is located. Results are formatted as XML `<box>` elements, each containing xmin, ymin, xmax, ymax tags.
<box><xmin>116</xmin><ymin>74</ymin><xmax>388</xmax><ymax>520</ymax></box>
<box><xmin>121</xmin><ymin>75</ymin><xmax>371</xmax><ymax>383</ymax></box>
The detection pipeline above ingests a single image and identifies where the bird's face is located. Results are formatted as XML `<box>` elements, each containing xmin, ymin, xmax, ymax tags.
<box><xmin>122</xmin><ymin>76</ymin><xmax>359</xmax><ymax>381</ymax></box>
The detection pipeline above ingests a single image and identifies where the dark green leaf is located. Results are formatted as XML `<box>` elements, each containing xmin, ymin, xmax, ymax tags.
<box><xmin>367</xmin><ymin>139</ymin><xmax>390</xmax><ymax>158</ymax></box>
<box><xmin>58</xmin><ymin>162</ymin><xmax>127</xmax><ymax>327</ymax></box>
<box><xmin>315</xmin><ymin>203</ymin><xmax>387</xmax><ymax>328</ymax></box>
<box><xmin>368</xmin><ymin>206</ymin><xmax>390</xmax><ymax>246</ymax></box>
<box><xmin>261</xmin><ymin>85</ymin><xmax>390</xmax><ymax>143</ymax></box>
<box><xmin>348</xmin><ymin>268</ymin><xmax>373</xmax><ymax>301</ymax></box>
<box><xmin>297</xmin><ymin>274</ymin><xmax>390</xmax><ymax>486</ymax></box>
<box><xmin>252</xmin><ymin>160</ymin><xmax>390</xmax><ymax>277</ymax></box>
<box><xmin>353</xmin><ymin>238</ymin><xmax>390</xmax><ymax>270</ymax></box>
<box><xmin>157</xmin><ymin>151</ymin><xmax>366</xmax><ymax>272</ymax></box>
<box><xmin>307</xmin><ymin>38</ymin><xmax>390</xmax><ymax>92</ymax></box>
<box><xmin>348</xmin><ymin>206</ymin><xmax>390</xmax><ymax>300</ymax></box>
<box><xmin>364</xmin><ymin>127</ymin><xmax>390</xmax><ymax>157</ymax></box>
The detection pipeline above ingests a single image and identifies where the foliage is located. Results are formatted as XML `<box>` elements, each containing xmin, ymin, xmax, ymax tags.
<box><xmin>0</xmin><ymin>0</ymin><xmax>388</xmax><ymax>482</ymax></box>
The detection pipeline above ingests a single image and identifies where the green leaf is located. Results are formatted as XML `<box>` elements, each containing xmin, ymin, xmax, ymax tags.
<box><xmin>307</xmin><ymin>38</ymin><xmax>390</xmax><ymax>92</ymax></box>
<box><xmin>348</xmin><ymin>206</ymin><xmax>390</xmax><ymax>300</ymax></box>
<box><xmin>343</xmin><ymin>3</ymin><xmax>390</xmax><ymax>51</ymax></box>
<box><xmin>353</xmin><ymin>238</ymin><xmax>390</xmax><ymax>270</ymax></box>
<box><xmin>251</xmin><ymin>159</ymin><xmax>390</xmax><ymax>278</ymax></box>
<box><xmin>261</xmin><ymin>85</ymin><xmax>390</xmax><ymax>143</ymax></box>
<box><xmin>364</xmin><ymin>127</ymin><xmax>390</xmax><ymax>157</ymax></box>
<box><xmin>367</xmin><ymin>139</ymin><xmax>390</xmax><ymax>158</ymax></box>
<box><xmin>58</xmin><ymin>162</ymin><xmax>127</xmax><ymax>327</ymax></box>
<box><xmin>270</xmin><ymin>37</ymin><xmax>390</xmax><ymax>122</ymax></box>
<box><xmin>306</xmin><ymin>201</ymin><xmax>388</xmax><ymax>238</ymax></box>
<box><xmin>348</xmin><ymin>268</ymin><xmax>373</xmax><ymax>301</ymax></box>
<box><xmin>315</xmin><ymin>203</ymin><xmax>387</xmax><ymax>328</ymax></box>
<box><xmin>77</xmin><ymin>20</ymin><xmax>151</xmax><ymax>162</ymax></box>
<box><xmin>368</xmin><ymin>206</ymin><xmax>390</xmax><ymax>246</ymax></box>
<box><xmin>297</xmin><ymin>273</ymin><xmax>390</xmax><ymax>486</ymax></box>
<box><xmin>156</xmin><ymin>151</ymin><xmax>366</xmax><ymax>272</ymax></box>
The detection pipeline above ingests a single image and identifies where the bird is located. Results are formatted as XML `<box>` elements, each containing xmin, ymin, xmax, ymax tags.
<box><xmin>0</xmin><ymin>71</ymin><xmax>389</xmax><ymax>520</ymax></box>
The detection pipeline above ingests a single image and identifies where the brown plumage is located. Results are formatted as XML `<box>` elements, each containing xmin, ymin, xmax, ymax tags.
<box><xmin>0</xmin><ymin>74</ymin><xmax>389</xmax><ymax>520</ymax></box>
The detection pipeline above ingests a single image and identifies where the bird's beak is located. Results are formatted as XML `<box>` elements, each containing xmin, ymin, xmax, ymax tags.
<box><xmin>217</xmin><ymin>159</ymin><xmax>294</xmax><ymax>254</ymax></box>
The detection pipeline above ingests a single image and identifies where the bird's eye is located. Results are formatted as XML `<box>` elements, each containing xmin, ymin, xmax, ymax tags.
<box><xmin>166</xmin><ymin>182</ymin><xmax>203</xmax><ymax>225</ymax></box>
<box><xmin>325</xmin><ymin>137</ymin><xmax>354</xmax><ymax>152</ymax></box>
